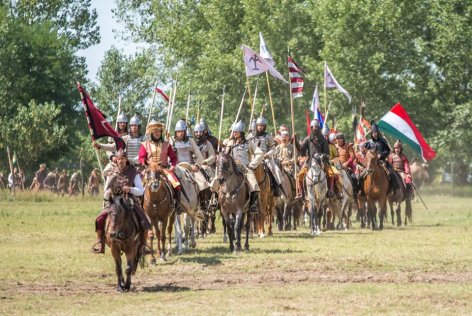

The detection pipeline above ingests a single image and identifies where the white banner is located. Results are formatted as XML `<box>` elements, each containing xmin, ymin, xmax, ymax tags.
<box><xmin>324</xmin><ymin>63</ymin><xmax>352</xmax><ymax>103</ymax></box>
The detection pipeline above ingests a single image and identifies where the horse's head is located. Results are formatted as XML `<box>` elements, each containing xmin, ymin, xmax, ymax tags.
<box><xmin>108</xmin><ymin>196</ymin><xmax>130</xmax><ymax>241</ymax></box>
<box><xmin>365</xmin><ymin>148</ymin><xmax>379</xmax><ymax>174</ymax></box>
<box><xmin>217</xmin><ymin>152</ymin><xmax>233</xmax><ymax>185</ymax></box>
<box><xmin>146</xmin><ymin>163</ymin><xmax>162</xmax><ymax>192</ymax></box>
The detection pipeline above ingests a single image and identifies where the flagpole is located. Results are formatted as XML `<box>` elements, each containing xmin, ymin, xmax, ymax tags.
<box><xmin>249</xmin><ymin>75</ymin><xmax>260</xmax><ymax>130</ymax></box>
<box><xmin>6</xmin><ymin>146</ymin><xmax>15</xmax><ymax>196</ymax></box>
<box><xmin>287</xmin><ymin>52</ymin><xmax>298</xmax><ymax>196</ymax></box>
<box><xmin>324</xmin><ymin>61</ymin><xmax>328</xmax><ymax>117</ymax></box>
<box><xmin>242</xmin><ymin>49</ymin><xmax>254</xmax><ymax>123</ymax></box>
<box><xmin>115</xmin><ymin>95</ymin><xmax>122</xmax><ymax>130</ymax></box>
<box><xmin>265</xmin><ymin>71</ymin><xmax>277</xmax><ymax>134</ymax></box>
<box><xmin>185</xmin><ymin>92</ymin><xmax>191</xmax><ymax>121</ymax></box>
<box><xmin>77</xmin><ymin>82</ymin><xmax>105</xmax><ymax>183</ymax></box>
<box><xmin>217</xmin><ymin>86</ymin><xmax>226</xmax><ymax>152</ymax></box>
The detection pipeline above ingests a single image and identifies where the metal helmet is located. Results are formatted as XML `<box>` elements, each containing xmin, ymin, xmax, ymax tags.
<box><xmin>129</xmin><ymin>114</ymin><xmax>142</xmax><ymax>126</ymax></box>
<box><xmin>199</xmin><ymin>118</ymin><xmax>209</xmax><ymax>131</ymax></box>
<box><xmin>174</xmin><ymin>119</ymin><xmax>187</xmax><ymax>132</ymax></box>
<box><xmin>322</xmin><ymin>126</ymin><xmax>330</xmax><ymax>136</ymax></box>
<box><xmin>232</xmin><ymin>120</ymin><xmax>245</xmax><ymax>133</ymax></box>
<box><xmin>336</xmin><ymin>132</ymin><xmax>345</xmax><ymax>140</ymax></box>
<box><xmin>310</xmin><ymin>119</ymin><xmax>320</xmax><ymax>128</ymax></box>
<box><xmin>329</xmin><ymin>132</ymin><xmax>337</xmax><ymax>143</ymax></box>
<box><xmin>250</xmin><ymin>119</ymin><xmax>256</xmax><ymax>131</ymax></box>
<box><xmin>194</xmin><ymin>123</ymin><xmax>205</xmax><ymax>133</ymax></box>
<box><xmin>256</xmin><ymin>116</ymin><xmax>267</xmax><ymax>125</ymax></box>
<box><xmin>117</xmin><ymin>113</ymin><xmax>128</xmax><ymax>124</ymax></box>
<box><xmin>370</xmin><ymin>121</ymin><xmax>380</xmax><ymax>134</ymax></box>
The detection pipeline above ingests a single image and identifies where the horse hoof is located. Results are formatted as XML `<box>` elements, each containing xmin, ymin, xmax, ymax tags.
<box><xmin>150</xmin><ymin>258</ymin><xmax>157</xmax><ymax>265</ymax></box>
<box><xmin>268</xmin><ymin>231</ymin><xmax>273</xmax><ymax>237</ymax></box>
<box><xmin>116</xmin><ymin>286</ymin><xmax>125</xmax><ymax>293</ymax></box>
<box><xmin>190</xmin><ymin>242</ymin><xmax>197</xmax><ymax>249</ymax></box>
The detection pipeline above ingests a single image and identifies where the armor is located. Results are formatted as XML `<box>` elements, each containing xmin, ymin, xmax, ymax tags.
<box><xmin>249</xmin><ymin>133</ymin><xmax>277</xmax><ymax>154</ymax></box>
<box><xmin>129</xmin><ymin>114</ymin><xmax>142</xmax><ymax>126</ymax></box>
<box><xmin>143</xmin><ymin>141</ymin><xmax>169</xmax><ymax>166</ymax></box>
<box><xmin>117</xmin><ymin>113</ymin><xmax>128</xmax><ymax>123</ymax></box>
<box><xmin>232</xmin><ymin>142</ymin><xmax>251</xmax><ymax>166</ymax></box>
<box><xmin>232</xmin><ymin>120</ymin><xmax>245</xmax><ymax>133</ymax></box>
<box><xmin>124</xmin><ymin>135</ymin><xmax>144</xmax><ymax>164</ymax></box>
<box><xmin>172</xmin><ymin>139</ymin><xmax>194</xmax><ymax>164</ymax></box>
<box><xmin>175</xmin><ymin>119</ymin><xmax>187</xmax><ymax>132</ymax></box>
<box><xmin>336</xmin><ymin>142</ymin><xmax>355</xmax><ymax>171</ymax></box>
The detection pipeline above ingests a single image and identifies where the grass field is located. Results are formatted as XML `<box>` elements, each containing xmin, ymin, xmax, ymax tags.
<box><xmin>1</xmin><ymin>186</ymin><xmax>472</xmax><ymax>315</ymax></box>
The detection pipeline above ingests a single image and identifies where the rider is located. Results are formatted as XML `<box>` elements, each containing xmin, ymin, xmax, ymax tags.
<box><xmin>218</xmin><ymin>120</ymin><xmax>264</xmax><ymax>214</ymax></box>
<box><xmin>354</xmin><ymin>141</ymin><xmax>368</xmax><ymax>196</ymax></box>
<box><xmin>94</xmin><ymin>114</ymin><xmax>145</xmax><ymax>167</ymax></box>
<box><xmin>365</xmin><ymin>122</ymin><xmax>397</xmax><ymax>192</ymax></box>
<box><xmin>298</xmin><ymin>119</ymin><xmax>330</xmax><ymax>198</ymax></box>
<box><xmin>247</xmin><ymin>116</ymin><xmax>282</xmax><ymax>196</ymax></box>
<box><xmin>275</xmin><ymin>130</ymin><xmax>295</xmax><ymax>174</ymax></box>
<box><xmin>30</xmin><ymin>163</ymin><xmax>48</xmax><ymax>190</ymax></box>
<box><xmin>199</xmin><ymin>118</ymin><xmax>220</xmax><ymax>153</ymax></box>
<box><xmin>138</xmin><ymin>119</ymin><xmax>182</xmax><ymax>210</ymax></box>
<box><xmin>388</xmin><ymin>140</ymin><xmax>413</xmax><ymax>192</ymax></box>
<box><xmin>116</xmin><ymin>113</ymin><xmax>129</xmax><ymax>137</ymax></box>
<box><xmin>92</xmin><ymin>149</ymin><xmax>151</xmax><ymax>254</ymax></box>
<box><xmin>335</xmin><ymin>132</ymin><xmax>358</xmax><ymax>196</ymax></box>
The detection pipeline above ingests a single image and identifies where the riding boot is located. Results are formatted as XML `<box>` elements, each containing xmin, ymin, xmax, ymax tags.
<box><xmin>296</xmin><ymin>179</ymin><xmax>304</xmax><ymax>199</ymax></box>
<box><xmin>327</xmin><ymin>177</ymin><xmax>335</xmax><ymax>198</ymax></box>
<box><xmin>249</xmin><ymin>191</ymin><xmax>259</xmax><ymax>215</ymax></box>
<box><xmin>91</xmin><ymin>230</ymin><xmax>105</xmax><ymax>254</ymax></box>
<box><xmin>174</xmin><ymin>189</ymin><xmax>185</xmax><ymax>215</ymax></box>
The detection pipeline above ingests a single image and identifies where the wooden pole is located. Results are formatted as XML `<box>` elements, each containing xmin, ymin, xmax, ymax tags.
<box><xmin>233</xmin><ymin>88</ymin><xmax>247</xmax><ymax>127</ymax></box>
<box><xmin>115</xmin><ymin>95</ymin><xmax>122</xmax><ymax>130</ymax></box>
<box><xmin>185</xmin><ymin>92</ymin><xmax>192</xmax><ymax>121</ymax></box>
<box><xmin>6</xmin><ymin>146</ymin><xmax>15</xmax><ymax>196</ymax></box>
<box><xmin>324</xmin><ymin>61</ymin><xmax>328</xmax><ymax>116</ymax></box>
<box><xmin>249</xmin><ymin>76</ymin><xmax>260</xmax><ymax>130</ymax></box>
<box><xmin>266</xmin><ymin>71</ymin><xmax>277</xmax><ymax>135</ymax></box>
<box><xmin>217</xmin><ymin>86</ymin><xmax>226</xmax><ymax>152</ymax></box>
<box><xmin>287</xmin><ymin>52</ymin><xmax>298</xmax><ymax>195</ymax></box>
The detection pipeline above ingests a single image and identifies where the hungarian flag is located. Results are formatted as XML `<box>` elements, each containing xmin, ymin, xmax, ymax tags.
<box><xmin>378</xmin><ymin>103</ymin><xmax>436</xmax><ymax>161</ymax></box>
<box><xmin>77</xmin><ymin>83</ymin><xmax>125</xmax><ymax>150</ymax></box>
<box><xmin>288</xmin><ymin>56</ymin><xmax>304</xmax><ymax>98</ymax></box>
<box><xmin>356</xmin><ymin>116</ymin><xmax>371</xmax><ymax>144</ymax></box>
<box><xmin>155</xmin><ymin>87</ymin><xmax>170</xmax><ymax>102</ymax></box>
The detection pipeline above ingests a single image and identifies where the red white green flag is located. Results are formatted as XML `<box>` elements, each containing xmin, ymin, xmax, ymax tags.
<box><xmin>378</xmin><ymin>103</ymin><xmax>436</xmax><ymax>161</ymax></box>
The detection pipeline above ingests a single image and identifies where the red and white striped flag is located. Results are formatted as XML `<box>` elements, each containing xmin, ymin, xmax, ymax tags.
<box><xmin>356</xmin><ymin>116</ymin><xmax>371</xmax><ymax>144</ymax></box>
<box><xmin>288</xmin><ymin>56</ymin><xmax>304</xmax><ymax>98</ymax></box>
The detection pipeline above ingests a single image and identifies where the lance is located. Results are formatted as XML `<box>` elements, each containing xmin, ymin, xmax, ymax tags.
<box><xmin>6</xmin><ymin>146</ymin><xmax>15</xmax><ymax>195</ymax></box>
<box><xmin>287</xmin><ymin>50</ymin><xmax>298</xmax><ymax>195</ymax></box>
<box><xmin>412</xmin><ymin>183</ymin><xmax>429</xmax><ymax>210</ymax></box>
<box><xmin>233</xmin><ymin>88</ymin><xmax>247</xmax><ymax>127</ymax></box>
<box><xmin>265</xmin><ymin>71</ymin><xmax>277</xmax><ymax>134</ymax></box>
<box><xmin>147</xmin><ymin>79</ymin><xmax>159</xmax><ymax>124</ymax></box>
<box><xmin>115</xmin><ymin>95</ymin><xmax>122</xmax><ymax>130</ymax></box>
<box><xmin>217</xmin><ymin>86</ymin><xmax>226</xmax><ymax>152</ymax></box>
<box><xmin>185</xmin><ymin>92</ymin><xmax>192</xmax><ymax>121</ymax></box>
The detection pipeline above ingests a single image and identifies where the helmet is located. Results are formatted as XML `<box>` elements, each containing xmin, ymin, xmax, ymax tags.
<box><xmin>115</xmin><ymin>148</ymin><xmax>128</xmax><ymax>158</ymax></box>
<box><xmin>250</xmin><ymin>119</ymin><xmax>256</xmax><ymax>131</ymax></box>
<box><xmin>336</xmin><ymin>132</ymin><xmax>345</xmax><ymax>140</ymax></box>
<box><xmin>129</xmin><ymin>114</ymin><xmax>141</xmax><ymax>126</ymax></box>
<box><xmin>175</xmin><ymin>119</ymin><xmax>187</xmax><ymax>132</ymax></box>
<box><xmin>370</xmin><ymin>121</ymin><xmax>380</xmax><ymax>134</ymax></box>
<box><xmin>199</xmin><ymin>118</ymin><xmax>209</xmax><ymax>131</ymax></box>
<box><xmin>329</xmin><ymin>133</ymin><xmax>337</xmax><ymax>143</ymax></box>
<box><xmin>232</xmin><ymin>120</ymin><xmax>245</xmax><ymax>133</ymax></box>
<box><xmin>256</xmin><ymin>116</ymin><xmax>267</xmax><ymax>125</ymax></box>
<box><xmin>394</xmin><ymin>140</ymin><xmax>403</xmax><ymax>149</ymax></box>
<box><xmin>194</xmin><ymin>123</ymin><xmax>205</xmax><ymax>133</ymax></box>
<box><xmin>146</xmin><ymin>119</ymin><xmax>165</xmax><ymax>134</ymax></box>
<box><xmin>321</xmin><ymin>126</ymin><xmax>330</xmax><ymax>136</ymax></box>
<box><xmin>279</xmin><ymin>124</ymin><xmax>288</xmax><ymax>132</ymax></box>
<box><xmin>310</xmin><ymin>119</ymin><xmax>320</xmax><ymax>128</ymax></box>
<box><xmin>280</xmin><ymin>130</ymin><xmax>290</xmax><ymax>137</ymax></box>
<box><xmin>117</xmin><ymin>113</ymin><xmax>128</xmax><ymax>124</ymax></box>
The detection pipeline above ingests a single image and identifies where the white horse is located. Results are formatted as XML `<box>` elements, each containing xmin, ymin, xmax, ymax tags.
<box><xmin>306</xmin><ymin>154</ymin><xmax>328</xmax><ymax>236</ymax></box>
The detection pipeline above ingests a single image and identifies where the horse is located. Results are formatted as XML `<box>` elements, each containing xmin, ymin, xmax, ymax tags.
<box><xmin>43</xmin><ymin>171</ymin><xmax>58</xmax><ymax>192</ymax></box>
<box><xmin>216</xmin><ymin>152</ymin><xmax>251</xmax><ymax>252</ymax></box>
<box><xmin>253</xmin><ymin>161</ymin><xmax>275</xmax><ymax>237</ymax></box>
<box><xmin>87</xmin><ymin>171</ymin><xmax>100</xmax><ymax>196</ymax></box>
<box><xmin>274</xmin><ymin>160</ymin><xmax>298</xmax><ymax>232</ymax></box>
<box><xmin>333</xmin><ymin>165</ymin><xmax>355</xmax><ymax>230</ymax></box>
<box><xmin>306</xmin><ymin>154</ymin><xmax>328</xmax><ymax>236</ymax></box>
<box><xmin>105</xmin><ymin>195</ymin><xmax>146</xmax><ymax>292</ymax></box>
<box><xmin>142</xmin><ymin>163</ymin><xmax>175</xmax><ymax>263</ymax></box>
<box><xmin>388</xmin><ymin>171</ymin><xmax>413</xmax><ymax>226</ymax></box>
<box><xmin>411</xmin><ymin>159</ymin><xmax>430</xmax><ymax>189</ymax></box>
<box><xmin>363</xmin><ymin>149</ymin><xmax>390</xmax><ymax>230</ymax></box>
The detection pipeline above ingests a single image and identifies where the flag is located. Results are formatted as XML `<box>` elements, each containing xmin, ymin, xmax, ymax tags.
<box><xmin>310</xmin><ymin>85</ymin><xmax>324</xmax><ymax>128</ymax></box>
<box><xmin>77</xmin><ymin>83</ymin><xmax>125</xmax><ymax>150</ymax></box>
<box><xmin>241</xmin><ymin>45</ymin><xmax>287</xmax><ymax>82</ymax></box>
<box><xmin>288</xmin><ymin>56</ymin><xmax>304</xmax><ymax>98</ymax></box>
<box><xmin>356</xmin><ymin>116</ymin><xmax>371</xmax><ymax>144</ymax></box>
<box><xmin>155</xmin><ymin>87</ymin><xmax>169</xmax><ymax>102</ymax></box>
<box><xmin>305</xmin><ymin>109</ymin><xmax>311</xmax><ymax>136</ymax></box>
<box><xmin>378</xmin><ymin>103</ymin><xmax>436</xmax><ymax>161</ymax></box>
<box><xmin>324</xmin><ymin>62</ymin><xmax>352</xmax><ymax>103</ymax></box>
<box><xmin>259</xmin><ymin>32</ymin><xmax>274</xmax><ymax>66</ymax></box>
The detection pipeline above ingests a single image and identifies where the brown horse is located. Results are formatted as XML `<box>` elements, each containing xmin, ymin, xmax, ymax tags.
<box><xmin>253</xmin><ymin>162</ymin><xmax>274</xmax><ymax>237</ymax></box>
<box><xmin>105</xmin><ymin>195</ymin><xmax>146</xmax><ymax>292</ymax></box>
<box><xmin>388</xmin><ymin>172</ymin><xmax>413</xmax><ymax>226</ymax></box>
<box><xmin>364</xmin><ymin>149</ymin><xmax>390</xmax><ymax>230</ymax></box>
<box><xmin>217</xmin><ymin>152</ymin><xmax>251</xmax><ymax>252</ymax></box>
<box><xmin>142</xmin><ymin>163</ymin><xmax>175</xmax><ymax>263</ymax></box>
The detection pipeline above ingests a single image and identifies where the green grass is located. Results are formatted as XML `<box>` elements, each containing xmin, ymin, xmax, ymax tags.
<box><xmin>1</xmin><ymin>186</ymin><xmax>472</xmax><ymax>315</ymax></box>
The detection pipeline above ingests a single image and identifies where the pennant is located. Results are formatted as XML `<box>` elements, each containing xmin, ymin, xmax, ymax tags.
<box><xmin>77</xmin><ymin>83</ymin><xmax>125</xmax><ymax>150</ymax></box>
<box><xmin>241</xmin><ymin>45</ymin><xmax>287</xmax><ymax>82</ymax></box>
<box><xmin>356</xmin><ymin>116</ymin><xmax>371</xmax><ymax>144</ymax></box>
<box><xmin>310</xmin><ymin>85</ymin><xmax>324</xmax><ymax>128</ymax></box>
<box><xmin>259</xmin><ymin>32</ymin><xmax>274</xmax><ymax>66</ymax></box>
<box><xmin>378</xmin><ymin>103</ymin><xmax>436</xmax><ymax>161</ymax></box>
<box><xmin>324</xmin><ymin>63</ymin><xmax>352</xmax><ymax>103</ymax></box>
<box><xmin>155</xmin><ymin>87</ymin><xmax>170</xmax><ymax>102</ymax></box>
<box><xmin>288</xmin><ymin>56</ymin><xmax>304</xmax><ymax>98</ymax></box>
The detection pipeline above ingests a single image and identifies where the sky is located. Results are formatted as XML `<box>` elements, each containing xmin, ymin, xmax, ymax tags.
<box><xmin>77</xmin><ymin>1</ymin><xmax>142</xmax><ymax>83</ymax></box>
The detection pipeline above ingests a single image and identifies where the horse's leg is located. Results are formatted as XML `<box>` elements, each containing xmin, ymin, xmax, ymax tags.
<box><xmin>167</xmin><ymin>213</ymin><xmax>174</xmax><ymax>257</ymax></box>
<box><xmin>235</xmin><ymin>210</ymin><xmax>243</xmax><ymax>252</ymax></box>
<box><xmin>190</xmin><ymin>217</ymin><xmax>196</xmax><ymax>248</ymax></box>
<box><xmin>276</xmin><ymin>204</ymin><xmax>283</xmax><ymax>231</ymax></box>
<box><xmin>174</xmin><ymin>214</ymin><xmax>183</xmax><ymax>255</ymax></box>
<box><xmin>406</xmin><ymin>198</ymin><xmax>413</xmax><ymax>225</ymax></box>
<box><xmin>244</xmin><ymin>212</ymin><xmax>250</xmax><ymax>251</ymax></box>
<box><xmin>158</xmin><ymin>219</ymin><xmax>167</xmax><ymax>260</ymax></box>
<box><xmin>222</xmin><ymin>215</ymin><xmax>228</xmax><ymax>243</ymax></box>
<box><xmin>227</xmin><ymin>215</ymin><xmax>235</xmax><ymax>252</ymax></box>
<box><xmin>112</xmin><ymin>246</ymin><xmax>125</xmax><ymax>292</ymax></box>
<box><xmin>124</xmin><ymin>251</ymin><xmax>134</xmax><ymax>292</ymax></box>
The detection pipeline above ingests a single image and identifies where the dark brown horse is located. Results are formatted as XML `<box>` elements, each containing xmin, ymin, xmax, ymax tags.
<box><xmin>105</xmin><ymin>196</ymin><xmax>146</xmax><ymax>292</ymax></box>
<box><xmin>364</xmin><ymin>149</ymin><xmax>390</xmax><ymax>230</ymax></box>
<box><xmin>216</xmin><ymin>152</ymin><xmax>251</xmax><ymax>252</ymax></box>
<box><xmin>143</xmin><ymin>163</ymin><xmax>175</xmax><ymax>263</ymax></box>
<box><xmin>388</xmin><ymin>172</ymin><xmax>413</xmax><ymax>226</ymax></box>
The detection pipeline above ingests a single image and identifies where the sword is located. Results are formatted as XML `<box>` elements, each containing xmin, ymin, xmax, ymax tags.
<box><xmin>412</xmin><ymin>182</ymin><xmax>428</xmax><ymax>210</ymax></box>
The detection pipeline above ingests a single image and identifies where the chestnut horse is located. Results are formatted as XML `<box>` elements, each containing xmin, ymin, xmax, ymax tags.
<box><xmin>143</xmin><ymin>163</ymin><xmax>175</xmax><ymax>263</ymax></box>
<box><xmin>217</xmin><ymin>152</ymin><xmax>251</xmax><ymax>252</ymax></box>
<box><xmin>253</xmin><ymin>162</ymin><xmax>274</xmax><ymax>237</ymax></box>
<box><xmin>364</xmin><ymin>149</ymin><xmax>390</xmax><ymax>230</ymax></box>
<box><xmin>105</xmin><ymin>196</ymin><xmax>146</xmax><ymax>292</ymax></box>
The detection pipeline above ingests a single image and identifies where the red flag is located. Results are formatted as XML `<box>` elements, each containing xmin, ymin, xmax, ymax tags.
<box><xmin>155</xmin><ymin>87</ymin><xmax>170</xmax><ymax>102</ymax></box>
<box><xmin>305</xmin><ymin>109</ymin><xmax>311</xmax><ymax>136</ymax></box>
<box><xmin>77</xmin><ymin>83</ymin><xmax>125</xmax><ymax>150</ymax></box>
